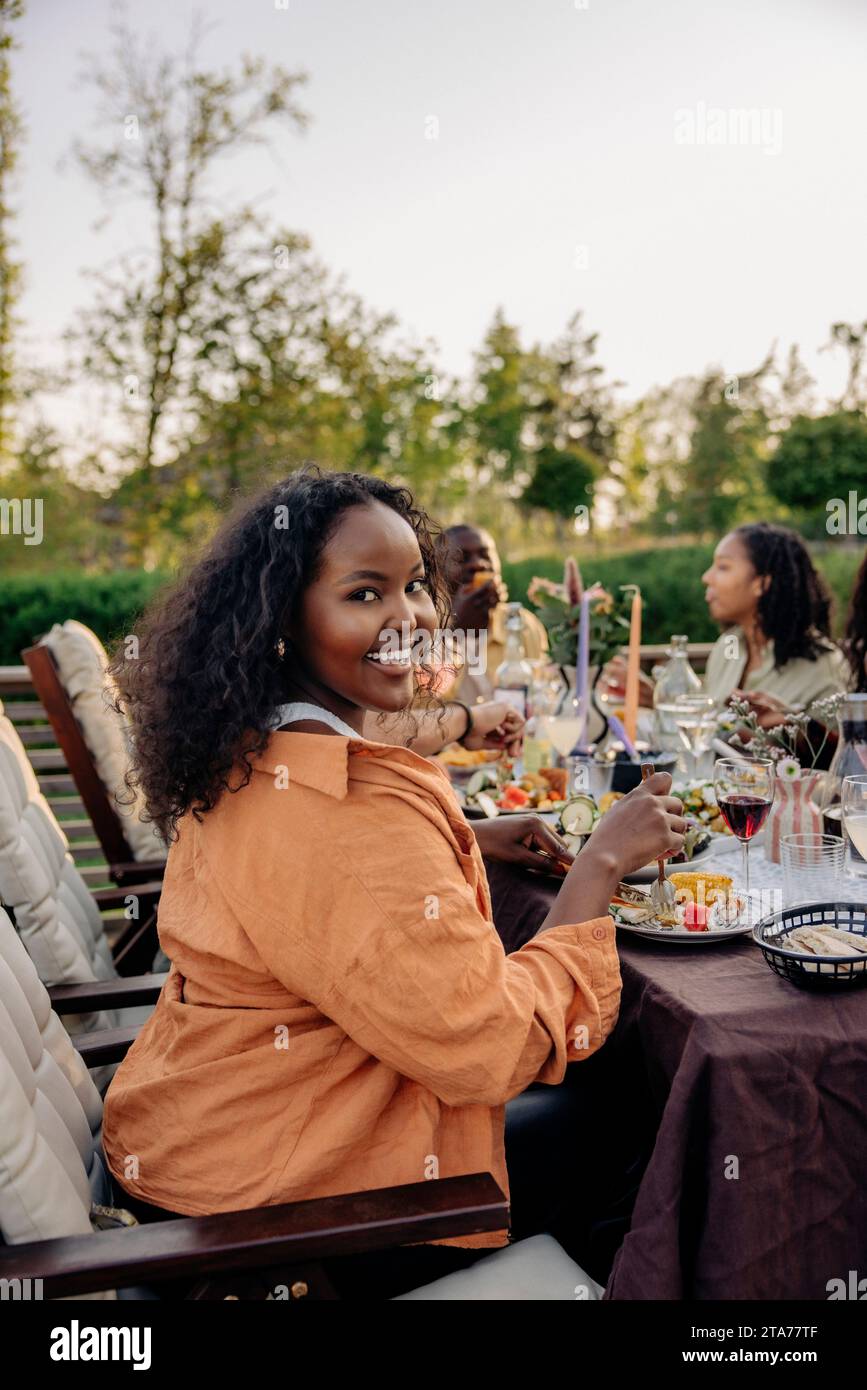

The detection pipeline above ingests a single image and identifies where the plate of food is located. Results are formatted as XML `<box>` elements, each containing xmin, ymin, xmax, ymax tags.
<box><xmin>610</xmin><ymin>875</ymin><xmax>750</xmax><ymax>943</ymax></box>
<box><xmin>545</xmin><ymin>789</ymin><xmax>725</xmax><ymax>882</ymax></box>
<box><xmin>460</xmin><ymin>763</ymin><xmax>569</xmax><ymax>817</ymax></box>
<box><xmin>436</xmin><ymin>745</ymin><xmax>503</xmax><ymax>786</ymax></box>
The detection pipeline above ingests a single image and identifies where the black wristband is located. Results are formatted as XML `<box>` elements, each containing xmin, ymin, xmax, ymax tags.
<box><xmin>454</xmin><ymin>700</ymin><xmax>474</xmax><ymax>745</ymax></box>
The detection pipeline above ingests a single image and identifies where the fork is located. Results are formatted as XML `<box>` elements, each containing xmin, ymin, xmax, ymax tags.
<box><xmin>641</xmin><ymin>761</ymin><xmax>678</xmax><ymax>920</ymax></box>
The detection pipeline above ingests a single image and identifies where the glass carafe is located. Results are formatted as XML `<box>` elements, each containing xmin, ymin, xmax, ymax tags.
<box><xmin>653</xmin><ymin>635</ymin><xmax>702</xmax><ymax>754</ymax></box>
<box><xmin>818</xmin><ymin>693</ymin><xmax>867</xmax><ymax>863</ymax></box>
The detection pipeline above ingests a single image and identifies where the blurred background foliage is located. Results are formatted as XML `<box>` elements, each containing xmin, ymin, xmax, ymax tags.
<box><xmin>1</xmin><ymin>544</ymin><xmax>861</xmax><ymax>664</ymax></box>
<box><xmin>0</xmin><ymin>7</ymin><xmax>865</xmax><ymax>655</ymax></box>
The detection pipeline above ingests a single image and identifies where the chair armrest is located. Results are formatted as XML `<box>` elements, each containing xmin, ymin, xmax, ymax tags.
<box><xmin>0</xmin><ymin>1174</ymin><xmax>508</xmax><ymax>1298</ymax></box>
<box><xmin>91</xmin><ymin>881</ymin><xmax>163</xmax><ymax>908</ymax></box>
<box><xmin>49</xmin><ymin>973</ymin><xmax>168</xmax><ymax>1013</ymax></box>
<box><xmin>72</xmin><ymin>1025</ymin><xmax>142</xmax><ymax>1066</ymax></box>
<box><xmin>109</xmin><ymin>860</ymin><xmax>166</xmax><ymax>887</ymax></box>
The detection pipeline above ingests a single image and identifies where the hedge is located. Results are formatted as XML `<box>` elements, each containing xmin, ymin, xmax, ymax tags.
<box><xmin>1</xmin><ymin>544</ymin><xmax>863</xmax><ymax>666</ymax></box>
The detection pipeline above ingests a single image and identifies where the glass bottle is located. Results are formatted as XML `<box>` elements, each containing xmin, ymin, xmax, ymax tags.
<box><xmin>818</xmin><ymin>694</ymin><xmax>867</xmax><ymax>863</ymax></box>
<box><xmin>523</xmin><ymin>674</ymin><xmax>556</xmax><ymax>775</ymax></box>
<box><xmin>653</xmin><ymin>635</ymin><xmax>702</xmax><ymax>753</ymax></box>
<box><xmin>493</xmin><ymin>603</ymin><xmax>534</xmax><ymax>719</ymax></box>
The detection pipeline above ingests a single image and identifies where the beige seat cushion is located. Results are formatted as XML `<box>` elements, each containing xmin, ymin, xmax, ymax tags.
<box><xmin>0</xmin><ymin>906</ymin><xmax>116</xmax><ymax>1298</ymax></box>
<box><xmin>41</xmin><ymin>621</ymin><xmax>165</xmax><ymax>864</ymax></box>
<box><xmin>0</xmin><ymin>699</ymin><xmax>150</xmax><ymax>1090</ymax></box>
<box><xmin>393</xmin><ymin>1233</ymin><xmax>604</xmax><ymax>1300</ymax></box>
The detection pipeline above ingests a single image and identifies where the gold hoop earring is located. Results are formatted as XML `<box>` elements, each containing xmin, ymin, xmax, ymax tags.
<box><xmin>275</xmin><ymin>637</ymin><xmax>286</xmax><ymax>659</ymax></box>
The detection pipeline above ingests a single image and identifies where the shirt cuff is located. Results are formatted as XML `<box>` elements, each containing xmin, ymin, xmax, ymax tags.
<box><xmin>536</xmin><ymin>916</ymin><xmax>621</xmax><ymax>1054</ymax></box>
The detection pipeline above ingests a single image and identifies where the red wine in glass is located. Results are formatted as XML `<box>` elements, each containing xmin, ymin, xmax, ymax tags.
<box><xmin>714</xmin><ymin>757</ymin><xmax>775</xmax><ymax>923</ymax></box>
<box><xmin>718</xmin><ymin>794</ymin><xmax>772</xmax><ymax>840</ymax></box>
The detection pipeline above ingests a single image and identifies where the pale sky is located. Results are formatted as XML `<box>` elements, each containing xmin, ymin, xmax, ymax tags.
<box><xmin>12</xmin><ymin>0</ymin><xmax>867</xmax><ymax>436</ymax></box>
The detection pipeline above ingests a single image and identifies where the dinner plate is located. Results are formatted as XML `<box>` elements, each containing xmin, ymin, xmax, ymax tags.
<box><xmin>613</xmin><ymin>895</ymin><xmax>753</xmax><ymax>942</ymax></box>
<box><xmin>614</xmin><ymin>918</ymin><xmax>753</xmax><ymax>944</ymax></box>
<box><xmin>621</xmin><ymin>842</ymin><xmax>721</xmax><ymax>884</ymax></box>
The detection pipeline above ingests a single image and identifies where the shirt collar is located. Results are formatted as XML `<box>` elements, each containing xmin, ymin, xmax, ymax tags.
<box><xmin>249</xmin><ymin>730</ymin><xmax>453</xmax><ymax>801</ymax></box>
<box><xmin>729</xmin><ymin>625</ymin><xmax>777</xmax><ymax>683</ymax></box>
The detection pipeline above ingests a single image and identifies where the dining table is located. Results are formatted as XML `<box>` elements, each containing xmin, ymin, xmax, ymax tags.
<box><xmin>482</xmin><ymin>836</ymin><xmax>867</xmax><ymax>1301</ymax></box>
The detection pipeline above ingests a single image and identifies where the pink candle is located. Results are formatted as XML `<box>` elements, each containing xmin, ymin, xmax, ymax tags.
<box><xmin>623</xmin><ymin>588</ymin><xmax>642</xmax><ymax>746</ymax></box>
<box><xmin>575</xmin><ymin>590</ymin><xmax>591</xmax><ymax>747</ymax></box>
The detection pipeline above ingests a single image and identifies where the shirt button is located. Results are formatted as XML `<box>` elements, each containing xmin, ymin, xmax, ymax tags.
<box><xmin>592</xmin><ymin>926</ymin><xmax>607</xmax><ymax>942</ymax></box>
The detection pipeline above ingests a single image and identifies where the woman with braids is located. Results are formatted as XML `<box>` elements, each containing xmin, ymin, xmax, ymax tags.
<box><xmin>101</xmin><ymin>465</ymin><xmax>684</xmax><ymax>1298</ymax></box>
<box><xmin>606</xmin><ymin>523</ymin><xmax>848</xmax><ymax>716</ymax></box>
<box><xmin>725</xmin><ymin>546</ymin><xmax>866</xmax><ymax>766</ymax></box>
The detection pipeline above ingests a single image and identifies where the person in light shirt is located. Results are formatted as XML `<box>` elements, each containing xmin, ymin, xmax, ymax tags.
<box><xmin>731</xmin><ymin>545</ymin><xmax>867</xmax><ymax>766</ymax></box>
<box><xmin>605</xmin><ymin>523</ymin><xmax>848</xmax><ymax>720</ymax></box>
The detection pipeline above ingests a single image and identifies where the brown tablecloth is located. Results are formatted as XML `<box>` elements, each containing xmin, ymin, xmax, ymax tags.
<box><xmin>484</xmin><ymin>857</ymin><xmax>867</xmax><ymax>1300</ymax></box>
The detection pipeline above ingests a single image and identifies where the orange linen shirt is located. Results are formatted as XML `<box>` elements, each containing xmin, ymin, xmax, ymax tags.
<box><xmin>102</xmin><ymin>731</ymin><xmax>621</xmax><ymax>1250</ymax></box>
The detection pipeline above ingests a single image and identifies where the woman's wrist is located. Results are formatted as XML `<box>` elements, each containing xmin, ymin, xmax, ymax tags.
<box><xmin>540</xmin><ymin>841</ymin><xmax>621</xmax><ymax>931</ymax></box>
<box><xmin>448</xmin><ymin>700</ymin><xmax>473</xmax><ymax>745</ymax></box>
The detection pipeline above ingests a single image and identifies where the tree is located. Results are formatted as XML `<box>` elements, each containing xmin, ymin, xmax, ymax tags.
<box><xmin>462</xmin><ymin>309</ymin><xmax>531</xmax><ymax>486</ymax></box>
<box><xmin>0</xmin><ymin>0</ymin><xmax>24</xmax><ymax>461</ymax></box>
<box><xmin>520</xmin><ymin>443</ymin><xmax>599</xmax><ymax>542</ymax></box>
<box><xmin>768</xmin><ymin>411</ymin><xmax>867</xmax><ymax>515</ymax></box>
<box><xmin>775</xmin><ymin>343</ymin><xmax>816</xmax><ymax>427</ymax></box>
<box><xmin>823</xmin><ymin>320</ymin><xmax>867</xmax><ymax>411</ymax></box>
<box><xmin>535</xmin><ymin>312</ymin><xmax>620</xmax><ymax>471</ymax></box>
<box><xmin>65</xmin><ymin>14</ymin><xmax>310</xmax><ymax>496</ymax></box>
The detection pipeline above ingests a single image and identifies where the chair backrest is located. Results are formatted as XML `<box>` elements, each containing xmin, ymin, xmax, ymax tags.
<box><xmin>25</xmin><ymin>621</ymin><xmax>165</xmax><ymax>865</ymax></box>
<box><xmin>0</xmin><ymin>905</ymin><xmax>116</xmax><ymax>1296</ymax></box>
<box><xmin>0</xmin><ymin>697</ymin><xmax>120</xmax><ymax>1039</ymax></box>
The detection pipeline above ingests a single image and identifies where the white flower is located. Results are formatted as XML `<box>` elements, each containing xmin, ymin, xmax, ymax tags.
<box><xmin>777</xmin><ymin>757</ymin><xmax>801</xmax><ymax>781</ymax></box>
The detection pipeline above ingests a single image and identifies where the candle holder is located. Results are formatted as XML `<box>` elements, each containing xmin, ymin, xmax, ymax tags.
<box><xmin>603</xmin><ymin>747</ymin><xmax>678</xmax><ymax>794</ymax></box>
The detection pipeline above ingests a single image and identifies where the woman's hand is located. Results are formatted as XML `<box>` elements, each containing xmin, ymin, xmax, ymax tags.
<box><xmin>730</xmin><ymin>688</ymin><xmax>791</xmax><ymax>733</ymax></box>
<box><xmin>579</xmin><ymin>771</ymin><xmax>686</xmax><ymax>878</ymax></box>
<box><xmin>471</xmin><ymin>813</ymin><xmax>575</xmax><ymax>875</ymax></box>
<box><xmin>600</xmin><ymin>654</ymin><xmax>655</xmax><ymax>709</ymax></box>
<box><xmin>537</xmin><ymin>772</ymin><xmax>686</xmax><ymax>929</ymax></box>
<box><xmin>461</xmin><ymin>700</ymin><xmax>525</xmax><ymax>756</ymax></box>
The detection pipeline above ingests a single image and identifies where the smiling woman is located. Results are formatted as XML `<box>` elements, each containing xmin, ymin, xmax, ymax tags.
<box><xmin>99</xmin><ymin>462</ymin><xmax>682</xmax><ymax>1299</ymax></box>
<box><xmin>105</xmin><ymin>464</ymin><xmax>454</xmax><ymax>837</ymax></box>
<box><xmin>278</xmin><ymin>499</ymin><xmax>440</xmax><ymax>730</ymax></box>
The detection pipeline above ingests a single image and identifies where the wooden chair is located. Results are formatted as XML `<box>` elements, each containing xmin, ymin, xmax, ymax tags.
<box><xmin>23</xmin><ymin>636</ymin><xmax>165</xmax><ymax>889</ymax></box>
<box><xmin>0</xmin><ymin>914</ymin><xmax>602</xmax><ymax>1301</ymax></box>
<box><xmin>0</xmin><ymin>694</ymin><xmax>164</xmax><ymax>1093</ymax></box>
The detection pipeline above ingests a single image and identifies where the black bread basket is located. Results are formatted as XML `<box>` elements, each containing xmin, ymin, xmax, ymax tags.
<box><xmin>753</xmin><ymin>901</ymin><xmax>867</xmax><ymax>990</ymax></box>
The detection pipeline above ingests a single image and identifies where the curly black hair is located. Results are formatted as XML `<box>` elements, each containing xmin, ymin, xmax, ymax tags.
<box><xmin>107</xmin><ymin>465</ymin><xmax>452</xmax><ymax>843</ymax></box>
<box><xmin>844</xmin><ymin>550</ymin><xmax>867</xmax><ymax>692</ymax></box>
<box><xmin>732</xmin><ymin>522</ymin><xmax>834</xmax><ymax>668</ymax></box>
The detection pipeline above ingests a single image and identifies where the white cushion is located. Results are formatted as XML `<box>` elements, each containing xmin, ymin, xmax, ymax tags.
<box><xmin>0</xmin><ymin>907</ymin><xmax>115</xmax><ymax>1298</ymax></box>
<box><xmin>0</xmin><ymin>699</ymin><xmax>150</xmax><ymax>1090</ymax></box>
<box><xmin>41</xmin><ymin>621</ymin><xmax>165</xmax><ymax>863</ymax></box>
<box><xmin>393</xmin><ymin>1233</ymin><xmax>604</xmax><ymax>1300</ymax></box>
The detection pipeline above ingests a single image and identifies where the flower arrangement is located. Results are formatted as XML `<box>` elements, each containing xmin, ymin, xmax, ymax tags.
<box><xmin>528</xmin><ymin>560</ymin><xmax>635</xmax><ymax>670</ymax></box>
<box><xmin>722</xmin><ymin>692</ymin><xmax>845</xmax><ymax>774</ymax></box>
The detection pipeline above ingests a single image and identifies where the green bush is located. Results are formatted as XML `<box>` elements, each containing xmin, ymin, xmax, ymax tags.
<box><xmin>503</xmin><ymin>543</ymin><xmax>863</xmax><ymax>646</ymax></box>
<box><xmin>1</xmin><ymin>544</ymin><xmax>862</xmax><ymax>666</ymax></box>
<box><xmin>1</xmin><ymin>571</ymin><xmax>171</xmax><ymax>665</ymax></box>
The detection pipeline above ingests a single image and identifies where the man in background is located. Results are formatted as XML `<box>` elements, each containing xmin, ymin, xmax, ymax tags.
<box><xmin>438</xmin><ymin>523</ymin><xmax>548</xmax><ymax>704</ymax></box>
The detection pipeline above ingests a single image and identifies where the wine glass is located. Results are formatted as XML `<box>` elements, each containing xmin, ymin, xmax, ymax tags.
<box><xmin>842</xmin><ymin>774</ymin><xmax>867</xmax><ymax>878</ymax></box>
<box><xmin>671</xmin><ymin>694</ymin><xmax>718</xmax><ymax>778</ymax></box>
<box><xmin>546</xmin><ymin>694</ymin><xmax>587</xmax><ymax>760</ymax></box>
<box><xmin>713</xmin><ymin>757</ymin><xmax>775</xmax><ymax>920</ymax></box>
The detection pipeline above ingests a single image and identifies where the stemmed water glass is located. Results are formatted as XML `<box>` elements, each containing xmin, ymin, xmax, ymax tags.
<box><xmin>842</xmin><ymin>774</ymin><xmax>867</xmax><ymax>877</ymax></box>
<box><xmin>545</xmin><ymin>693</ymin><xmax>587</xmax><ymax>760</ymax></box>
<box><xmin>671</xmin><ymin>694</ymin><xmax>718</xmax><ymax>778</ymax></box>
<box><xmin>713</xmin><ymin>758</ymin><xmax>775</xmax><ymax>919</ymax></box>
